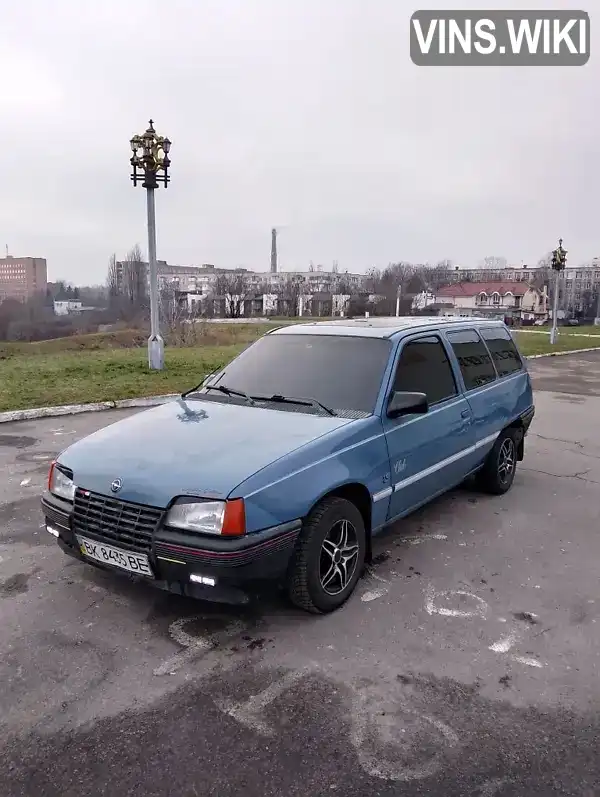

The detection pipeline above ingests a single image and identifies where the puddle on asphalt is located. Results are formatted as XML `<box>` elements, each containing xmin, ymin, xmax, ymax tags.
<box><xmin>0</xmin><ymin>435</ymin><xmax>38</xmax><ymax>449</ymax></box>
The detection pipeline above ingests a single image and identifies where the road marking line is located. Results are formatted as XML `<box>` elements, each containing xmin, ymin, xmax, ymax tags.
<box><xmin>512</xmin><ymin>655</ymin><xmax>545</xmax><ymax>668</ymax></box>
<box><xmin>402</xmin><ymin>533</ymin><xmax>448</xmax><ymax>545</ymax></box>
<box><xmin>351</xmin><ymin>688</ymin><xmax>460</xmax><ymax>781</ymax></box>
<box><xmin>216</xmin><ymin>667</ymin><xmax>312</xmax><ymax>735</ymax></box>
<box><xmin>489</xmin><ymin>633</ymin><xmax>518</xmax><ymax>653</ymax></box>
<box><xmin>425</xmin><ymin>585</ymin><xmax>489</xmax><ymax>619</ymax></box>
<box><xmin>153</xmin><ymin>614</ymin><xmax>248</xmax><ymax>677</ymax></box>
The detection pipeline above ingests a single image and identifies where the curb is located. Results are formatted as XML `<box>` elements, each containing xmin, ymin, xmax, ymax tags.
<box><xmin>523</xmin><ymin>346</ymin><xmax>600</xmax><ymax>360</ymax></box>
<box><xmin>0</xmin><ymin>394</ymin><xmax>178</xmax><ymax>424</ymax></box>
<box><xmin>1</xmin><ymin>346</ymin><xmax>599</xmax><ymax>425</ymax></box>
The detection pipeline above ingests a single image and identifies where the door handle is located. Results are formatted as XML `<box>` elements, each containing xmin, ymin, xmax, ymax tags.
<box><xmin>461</xmin><ymin>409</ymin><xmax>470</xmax><ymax>419</ymax></box>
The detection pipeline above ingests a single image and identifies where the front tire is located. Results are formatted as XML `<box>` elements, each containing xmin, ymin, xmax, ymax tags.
<box><xmin>287</xmin><ymin>497</ymin><xmax>366</xmax><ymax>614</ymax></box>
<box><xmin>476</xmin><ymin>428</ymin><xmax>519</xmax><ymax>495</ymax></box>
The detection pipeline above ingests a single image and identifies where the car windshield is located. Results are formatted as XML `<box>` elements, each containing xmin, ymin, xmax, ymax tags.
<box><xmin>198</xmin><ymin>333</ymin><xmax>392</xmax><ymax>417</ymax></box>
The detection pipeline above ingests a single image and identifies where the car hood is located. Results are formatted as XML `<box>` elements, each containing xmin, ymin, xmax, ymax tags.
<box><xmin>60</xmin><ymin>397</ymin><xmax>352</xmax><ymax>507</ymax></box>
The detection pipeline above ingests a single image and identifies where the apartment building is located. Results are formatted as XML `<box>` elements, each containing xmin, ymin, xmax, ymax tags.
<box><xmin>449</xmin><ymin>261</ymin><xmax>600</xmax><ymax>316</ymax></box>
<box><xmin>562</xmin><ymin>261</ymin><xmax>600</xmax><ymax>315</ymax></box>
<box><xmin>0</xmin><ymin>256</ymin><xmax>48</xmax><ymax>302</ymax></box>
<box><xmin>123</xmin><ymin>259</ymin><xmax>369</xmax><ymax>297</ymax></box>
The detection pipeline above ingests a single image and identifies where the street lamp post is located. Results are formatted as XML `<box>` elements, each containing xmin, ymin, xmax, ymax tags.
<box><xmin>130</xmin><ymin>120</ymin><xmax>171</xmax><ymax>370</ymax></box>
<box><xmin>549</xmin><ymin>238</ymin><xmax>567</xmax><ymax>345</ymax></box>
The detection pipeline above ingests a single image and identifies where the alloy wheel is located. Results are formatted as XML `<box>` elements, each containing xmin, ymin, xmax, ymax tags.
<box><xmin>497</xmin><ymin>438</ymin><xmax>516</xmax><ymax>484</ymax></box>
<box><xmin>319</xmin><ymin>519</ymin><xmax>360</xmax><ymax>596</ymax></box>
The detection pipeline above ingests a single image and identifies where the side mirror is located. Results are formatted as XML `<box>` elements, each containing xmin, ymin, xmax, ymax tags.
<box><xmin>387</xmin><ymin>391</ymin><xmax>428</xmax><ymax>419</ymax></box>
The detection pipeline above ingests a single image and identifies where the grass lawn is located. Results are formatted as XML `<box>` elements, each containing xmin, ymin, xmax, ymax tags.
<box><xmin>513</xmin><ymin>330</ymin><xmax>600</xmax><ymax>357</ymax></box>
<box><xmin>2</xmin><ymin>324</ymin><xmax>600</xmax><ymax>413</ymax></box>
<box><xmin>0</xmin><ymin>345</ymin><xmax>247</xmax><ymax>412</ymax></box>
<box><xmin>527</xmin><ymin>325</ymin><xmax>600</xmax><ymax>336</ymax></box>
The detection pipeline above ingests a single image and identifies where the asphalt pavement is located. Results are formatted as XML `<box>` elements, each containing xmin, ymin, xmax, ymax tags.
<box><xmin>1</xmin><ymin>352</ymin><xmax>600</xmax><ymax>796</ymax></box>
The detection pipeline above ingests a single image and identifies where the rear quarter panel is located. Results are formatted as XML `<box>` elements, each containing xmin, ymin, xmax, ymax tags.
<box><xmin>229</xmin><ymin>416</ymin><xmax>391</xmax><ymax>533</ymax></box>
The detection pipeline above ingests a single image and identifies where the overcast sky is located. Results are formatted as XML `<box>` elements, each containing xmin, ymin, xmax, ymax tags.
<box><xmin>1</xmin><ymin>0</ymin><xmax>597</xmax><ymax>284</ymax></box>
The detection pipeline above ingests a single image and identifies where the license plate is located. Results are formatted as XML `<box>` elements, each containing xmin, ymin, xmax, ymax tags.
<box><xmin>76</xmin><ymin>535</ymin><xmax>154</xmax><ymax>578</ymax></box>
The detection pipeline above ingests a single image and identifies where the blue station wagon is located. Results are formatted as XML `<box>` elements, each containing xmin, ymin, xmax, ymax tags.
<box><xmin>42</xmin><ymin>317</ymin><xmax>534</xmax><ymax>613</ymax></box>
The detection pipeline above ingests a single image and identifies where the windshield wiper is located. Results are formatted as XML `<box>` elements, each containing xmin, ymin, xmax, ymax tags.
<box><xmin>204</xmin><ymin>384</ymin><xmax>255</xmax><ymax>405</ymax></box>
<box><xmin>181</xmin><ymin>380</ymin><xmax>254</xmax><ymax>405</ymax></box>
<box><xmin>261</xmin><ymin>394</ymin><xmax>337</xmax><ymax>417</ymax></box>
<box><xmin>181</xmin><ymin>369</ymin><xmax>220</xmax><ymax>398</ymax></box>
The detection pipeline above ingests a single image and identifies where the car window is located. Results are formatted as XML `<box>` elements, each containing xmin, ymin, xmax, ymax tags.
<box><xmin>446</xmin><ymin>329</ymin><xmax>497</xmax><ymax>390</ymax></box>
<box><xmin>480</xmin><ymin>326</ymin><xmax>523</xmax><ymax>377</ymax></box>
<box><xmin>202</xmin><ymin>333</ymin><xmax>392</xmax><ymax>417</ymax></box>
<box><xmin>392</xmin><ymin>335</ymin><xmax>457</xmax><ymax>406</ymax></box>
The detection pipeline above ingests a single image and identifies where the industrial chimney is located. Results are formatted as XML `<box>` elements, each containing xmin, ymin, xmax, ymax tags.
<box><xmin>270</xmin><ymin>228</ymin><xmax>277</xmax><ymax>273</ymax></box>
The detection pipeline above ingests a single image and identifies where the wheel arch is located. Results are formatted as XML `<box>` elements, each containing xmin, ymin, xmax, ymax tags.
<box><xmin>306</xmin><ymin>482</ymin><xmax>373</xmax><ymax>562</ymax></box>
<box><xmin>506</xmin><ymin>418</ymin><xmax>526</xmax><ymax>461</ymax></box>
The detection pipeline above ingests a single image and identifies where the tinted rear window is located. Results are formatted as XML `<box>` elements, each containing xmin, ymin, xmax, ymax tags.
<box><xmin>202</xmin><ymin>333</ymin><xmax>392</xmax><ymax>416</ymax></box>
<box><xmin>480</xmin><ymin>326</ymin><xmax>523</xmax><ymax>377</ymax></box>
<box><xmin>446</xmin><ymin>329</ymin><xmax>497</xmax><ymax>390</ymax></box>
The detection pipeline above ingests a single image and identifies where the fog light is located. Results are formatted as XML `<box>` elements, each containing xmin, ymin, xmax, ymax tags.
<box><xmin>190</xmin><ymin>573</ymin><xmax>217</xmax><ymax>587</ymax></box>
<box><xmin>46</xmin><ymin>525</ymin><xmax>59</xmax><ymax>538</ymax></box>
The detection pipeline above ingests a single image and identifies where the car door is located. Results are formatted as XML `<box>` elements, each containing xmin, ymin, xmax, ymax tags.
<box><xmin>444</xmin><ymin>328</ymin><xmax>502</xmax><ymax>471</ymax></box>
<box><xmin>444</xmin><ymin>326</ymin><xmax>530</xmax><ymax>470</ymax></box>
<box><xmin>383</xmin><ymin>333</ymin><xmax>475</xmax><ymax>521</ymax></box>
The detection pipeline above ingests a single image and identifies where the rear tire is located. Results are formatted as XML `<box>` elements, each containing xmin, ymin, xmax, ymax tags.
<box><xmin>476</xmin><ymin>428</ymin><xmax>519</xmax><ymax>495</ymax></box>
<box><xmin>287</xmin><ymin>497</ymin><xmax>366</xmax><ymax>614</ymax></box>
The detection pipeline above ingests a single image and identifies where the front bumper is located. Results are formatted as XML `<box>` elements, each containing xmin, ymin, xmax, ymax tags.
<box><xmin>41</xmin><ymin>493</ymin><xmax>301</xmax><ymax>604</ymax></box>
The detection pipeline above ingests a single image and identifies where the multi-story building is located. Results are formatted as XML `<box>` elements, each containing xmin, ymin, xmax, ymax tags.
<box><xmin>561</xmin><ymin>260</ymin><xmax>600</xmax><ymax>316</ymax></box>
<box><xmin>433</xmin><ymin>281</ymin><xmax>549</xmax><ymax>321</ymax></box>
<box><xmin>0</xmin><ymin>256</ymin><xmax>48</xmax><ymax>302</ymax></box>
<box><xmin>448</xmin><ymin>260</ymin><xmax>600</xmax><ymax>317</ymax></box>
<box><xmin>448</xmin><ymin>264</ymin><xmax>543</xmax><ymax>284</ymax></box>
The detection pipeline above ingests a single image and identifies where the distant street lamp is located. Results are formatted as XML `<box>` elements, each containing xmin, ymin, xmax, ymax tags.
<box><xmin>130</xmin><ymin>120</ymin><xmax>171</xmax><ymax>370</ymax></box>
<box><xmin>550</xmin><ymin>238</ymin><xmax>567</xmax><ymax>345</ymax></box>
<box><xmin>593</xmin><ymin>257</ymin><xmax>600</xmax><ymax>327</ymax></box>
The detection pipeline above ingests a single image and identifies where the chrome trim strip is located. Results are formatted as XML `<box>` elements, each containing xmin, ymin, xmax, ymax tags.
<box><xmin>393</xmin><ymin>432</ymin><xmax>499</xmax><ymax>493</ymax></box>
<box><xmin>372</xmin><ymin>486</ymin><xmax>393</xmax><ymax>502</ymax></box>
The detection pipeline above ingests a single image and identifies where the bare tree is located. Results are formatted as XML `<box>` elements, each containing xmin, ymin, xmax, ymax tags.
<box><xmin>122</xmin><ymin>244</ymin><xmax>147</xmax><ymax>308</ymax></box>
<box><xmin>159</xmin><ymin>281</ymin><xmax>186</xmax><ymax>331</ymax></box>
<box><xmin>425</xmin><ymin>261</ymin><xmax>454</xmax><ymax>291</ymax></box>
<box><xmin>278</xmin><ymin>274</ymin><xmax>305</xmax><ymax>316</ymax></box>
<box><xmin>363</xmin><ymin>262</ymin><xmax>417</xmax><ymax>314</ymax></box>
<box><xmin>214</xmin><ymin>271</ymin><xmax>253</xmax><ymax>318</ymax></box>
<box><xmin>107</xmin><ymin>253</ymin><xmax>120</xmax><ymax>305</ymax></box>
<box><xmin>580</xmin><ymin>289</ymin><xmax>597</xmax><ymax>319</ymax></box>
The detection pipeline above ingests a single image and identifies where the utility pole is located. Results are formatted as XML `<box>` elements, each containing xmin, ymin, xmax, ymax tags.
<box><xmin>550</xmin><ymin>238</ymin><xmax>567</xmax><ymax>345</ymax></box>
<box><xmin>593</xmin><ymin>257</ymin><xmax>600</xmax><ymax>327</ymax></box>
<box><xmin>270</xmin><ymin>228</ymin><xmax>278</xmax><ymax>274</ymax></box>
<box><xmin>129</xmin><ymin>120</ymin><xmax>171</xmax><ymax>370</ymax></box>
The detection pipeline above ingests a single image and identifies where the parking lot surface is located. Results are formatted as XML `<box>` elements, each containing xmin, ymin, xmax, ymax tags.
<box><xmin>1</xmin><ymin>352</ymin><xmax>600</xmax><ymax>796</ymax></box>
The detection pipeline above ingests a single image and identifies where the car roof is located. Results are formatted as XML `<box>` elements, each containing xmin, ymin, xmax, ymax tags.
<box><xmin>269</xmin><ymin>316</ymin><xmax>507</xmax><ymax>339</ymax></box>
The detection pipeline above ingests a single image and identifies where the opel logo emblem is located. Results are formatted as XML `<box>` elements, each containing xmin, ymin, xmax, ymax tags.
<box><xmin>111</xmin><ymin>478</ymin><xmax>122</xmax><ymax>493</ymax></box>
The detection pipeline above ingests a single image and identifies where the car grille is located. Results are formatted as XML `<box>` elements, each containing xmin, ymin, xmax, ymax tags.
<box><xmin>72</xmin><ymin>488</ymin><xmax>163</xmax><ymax>553</ymax></box>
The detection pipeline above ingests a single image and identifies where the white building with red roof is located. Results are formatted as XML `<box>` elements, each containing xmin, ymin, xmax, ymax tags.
<box><xmin>432</xmin><ymin>281</ymin><xmax>549</xmax><ymax>321</ymax></box>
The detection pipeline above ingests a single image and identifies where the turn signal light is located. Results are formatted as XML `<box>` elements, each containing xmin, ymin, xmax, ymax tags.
<box><xmin>47</xmin><ymin>461</ymin><xmax>56</xmax><ymax>491</ymax></box>
<box><xmin>221</xmin><ymin>498</ymin><xmax>246</xmax><ymax>537</ymax></box>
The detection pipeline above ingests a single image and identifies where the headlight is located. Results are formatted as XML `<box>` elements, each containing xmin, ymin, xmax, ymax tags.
<box><xmin>165</xmin><ymin>498</ymin><xmax>245</xmax><ymax>537</ymax></box>
<box><xmin>48</xmin><ymin>462</ymin><xmax>75</xmax><ymax>502</ymax></box>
